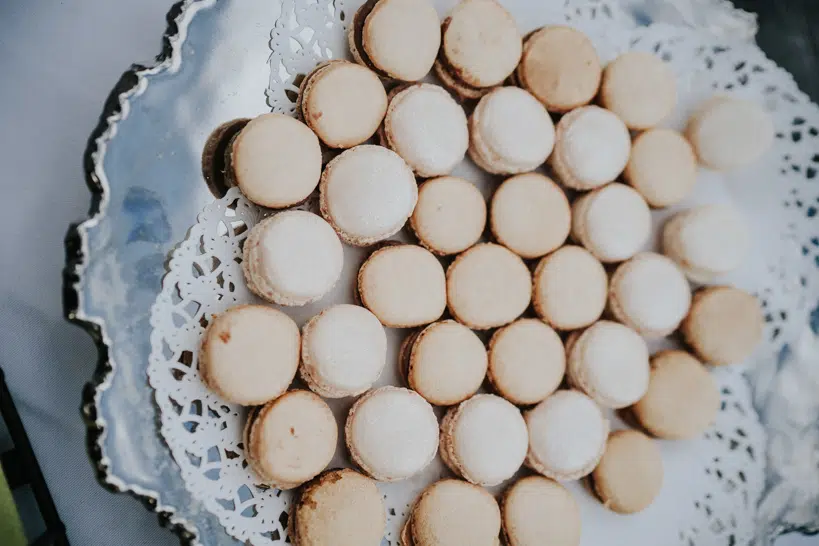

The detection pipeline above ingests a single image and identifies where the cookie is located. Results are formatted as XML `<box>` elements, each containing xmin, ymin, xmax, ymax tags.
<box><xmin>524</xmin><ymin>390</ymin><xmax>609</xmax><ymax>481</ymax></box>
<box><xmin>533</xmin><ymin>245</ymin><xmax>608</xmax><ymax>331</ymax></box>
<box><xmin>488</xmin><ymin>319</ymin><xmax>566</xmax><ymax>406</ymax></box>
<box><xmin>600</xmin><ymin>51</ymin><xmax>677</xmax><ymax>129</ymax></box>
<box><xmin>410</xmin><ymin>176</ymin><xmax>486</xmax><ymax>256</ymax></box>
<box><xmin>440</xmin><ymin>394</ymin><xmax>529</xmax><ymax>486</ymax></box>
<box><xmin>589</xmin><ymin>430</ymin><xmax>663</xmax><ymax>514</ymax></box>
<box><xmin>345</xmin><ymin>386</ymin><xmax>439</xmax><ymax>481</ymax></box>
<box><xmin>631</xmin><ymin>350</ymin><xmax>720</xmax><ymax>439</ymax></box>
<box><xmin>432</xmin><ymin>58</ymin><xmax>488</xmax><ymax>101</ymax></box>
<box><xmin>571</xmin><ymin>182</ymin><xmax>652</xmax><ymax>263</ymax></box>
<box><xmin>199</xmin><ymin>305</ymin><xmax>300</xmax><ymax>406</ymax></box>
<box><xmin>609</xmin><ymin>252</ymin><xmax>692</xmax><ymax>338</ymax></box>
<box><xmin>501</xmin><ymin>476</ymin><xmax>581</xmax><ymax>546</ymax></box>
<box><xmin>400</xmin><ymin>320</ymin><xmax>487</xmax><ymax>406</ymax></box>
<box><xmin>319</xmin><ymin>145</ymin><xmax>417</xmax><ymax>246</ymax></box>
<box><xmin>242</xmin><ymin>210</ymin><xmax>344</xmax><ymax>306</ymax></box>
<box><xmin>468</xmin><ymin>87</ymin><xmax>555</xmax><ymax>175</ymax></box>
<box><xmin>489</xmin><ymin>173</ymin><xmax>569</xmax><ymax>259</ymax></box>
<box><xmin>681</xmin><ymin>286</ymin><xmax>764</xmax><ymax>366</ymax></box>
<box><xmin>551</xmin><ymin>106</ymin><xmax>631</xmax><ymax>190</ymax></box>
<box><xmin>243</xmin><ymin>390</ymin><xmax>336</xmax><ymax>489</ymax></box>
<box><xmin>446</xmin><ymin>243</ymin><xmax>532</xmax><ymax>330</ymax></box>
<box><xmin>358</xmin><ymin>244</ymin><xmax>446</xmax><ymax>328</ymax></box>
<box><xmin>300</xmin><ymin>304</ymin><xmax>387</xmax><ymax>398</ymax></box>
<box><xmin>624</xmin><ymin>129</ymin><xmax>697</xmax><ymax>208</ymax></box>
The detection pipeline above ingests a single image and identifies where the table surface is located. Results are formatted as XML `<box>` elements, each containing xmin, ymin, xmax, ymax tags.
<box><xmin>0</xmin><ymin>1</ymin><xmax>817</xmax><ymax>545</ymax></box>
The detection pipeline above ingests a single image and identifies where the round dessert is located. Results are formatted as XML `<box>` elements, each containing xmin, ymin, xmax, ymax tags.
<box><xmin>501</xmin><ymin>476</ymin><xmax>581</xmax><ymax>546</ymax></box>
<box><xmin>440</xmin><ymin>394</ymin><xmax>529</xmax><ymax>486</ymax></box>
<box><xmin>199</xmin><ymin>305</ymin><xmax>300</xmax><ymax>406</ymax></box>
<box><xmin>345</xmin><ymin>386</ymin><xmax>439</xmax><ymax>481</ymax></box>
<box><xmin>609</xmin><ymin>252</ymin><xmax>692</xmax><ymax>338</ymax></box>
<box><xmin>401</xmin><ymin>320</ymin><xmax>488</xmax><ymax>406</ymax></box>
<box><xmin>488</xmin><ymin>319</ymin><xmax>566</xmax><ymax>406</ymax></box>
<box><xmin>489</xmin><ymin>173</ymin><xmax>570</xmax><ymax>259</ymax></box>
<box><xmin>300</xmin><ymin>304</ymin><xmax>387</xmax><ymax>398</ymax></box>
<box><xmin>624</xmin><ymin>129</ymin><xmax>697</xmax><ymax>208</ymax></box>
<box><xmin>600</xmin><ymin>51</ymin><xmax>677</xmax><ymax>129</ymax></box>
<box><xmin>533</xmin><ymin>245</ymin><xmax>608</xmax><ymax>331</ymax></box>
<box><xmin>358</xmin><ymin>244</ymin><xmax>447</xmax><ymax>328</ymax></box>
<box><xmin>446</xmin><ymin>243</ymin><xmax>532</xmax><ymax>330</ymax></box>
<box><xmin>432</xmin><ymin>59</ymin><xmax>487</xmax><ymax>101</ymax></box>
<box><xmin>243</xmin><ymin>390</ymin><xmax>337</xmax><ymax>489</ymax></box>
<box><xmin>320</xmin><ymin>145</ymin><xmax>418</xmax><ymax>246</ymax></box>
<box><xmin>525</xmin><ymin>390</ymin><xmax>609</xmax><ymax>481</ymax></box>
<box><xmin>410</xmin><ymin>176</ymin><xmax>487</xmax><ymax>256</ymax></box>
<box><xmin>242</xmin><ymin>211</ymin><xmax>344</xmax><ymax>306</ymax></box>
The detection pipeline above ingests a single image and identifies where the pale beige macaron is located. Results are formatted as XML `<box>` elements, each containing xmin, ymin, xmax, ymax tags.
<box><xmin>624</xmin><ymin>128</ymin><xmax>697</xmax><ymax>208</ymax></box>
<box><xmin>488</xmin><ymin>319</ymin><xmax>566</xmax><ymax>406</ymax></box>
<box><xmin>552</xmin><ymin>106</ymin><xmax>631</xmax><ymax>190</ymax></box>
<box><xmin>300</xmin><ymin>60</ymin><xmax>387</xmax><ymax>148</ymax></box>
<box><xmin>243</xmin><ymin>390</ymin><xmax>336</xmax><ymax>489</ymax></box>
<box><xmin>446</xmin><ymin>243</ymin><xmax>532</xmax><ymax>330</ymax></box>
<box><xmin>501</xmin><ymin>476</ymin><xmax>581</xmax><ymax>546</ymax></box>
<box><xmin>320</xmin><ymin>145</ymin><xmax>417</xmax><ymax>246</ymax></box>
<box><xmin>401</xmin><ymin>479</ymin><xmax>501</xmax><ymax>546</ymax></box>
<box><xmin>199</xmin><ymin>305</ymin><xmax>300</xmax><ymax>406</ymax></box>
<box><xmin>533</xmin><ymin>245</ymin><xmax>608</xmax><ymax>331</ymax></box>
<box><xmin>346</xmin><ymin>386</ymin><xmax>439</xmax><ymax>481</ymax></box>
<box><xmin>686</xmin><ymin>95</ymin><xmax>775</xmax><ymax>171</ymax></box>
<box><xmin>516</xmin><ymin>26</ymin><xmax>601</xmax><ymax>113</ymax></box>
<box><xmin>400</xmin><ymin>320</ymin><xmax>488</xmax><ymax>406</ymax></box>
<box><xmin>589</xmin><ymin>430</ymin><xmax>663</xmax><ymax>514</ymax></box>
<box><xmin>600</xmin><ymin>51</ymin><xmax>677</xmax><ymax>130</ymax></box>
<box><xmin>490</xmin><ymin>173</ymin><xmax>569</xmax><ymax>259</ymax></box>
<box><xmin>358</xmin><ymin>244</ymin><xmax>446</xmax><ymax>328</ymax></box>
<box><xmin>292</xmin><ymin>468</ymin><xmax>385</xmax><ymax>546</ymax></box>
<box><xmin>681</xmin><ymin>286</ymin><xmax>764</xmax><ymax>366</ymax></box>
<box><xmin>609</xmin><ymin>252</ymin><xmax>692</xmax><ymax>338</ymax></box>
<box><xmin>410</xmin><ymin>176</ymin><xmax>486</xmax><ymax>256</ymax></box>
<box><xmin>432</xmin><ymin>59</ymin><xmax>487</xmax><ymax>102</ymax></box>
<box><xmin>571</xmin><ymin>182</ymin><xmax>652</xmax><ymax>263</ymax></box>
<box><xmin>630</xmin><ymin>350</ymin><xmax>720</xmax><ymax>439</ymax></box>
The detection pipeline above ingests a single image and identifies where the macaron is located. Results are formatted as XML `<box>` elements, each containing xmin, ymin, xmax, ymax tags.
<box><xmin>515</xmin><ymin>26</ymin><xmax>601</xmax><ymax>113</ymax></box>
<box><xmin>489</xmin><ymin>173</ymin><xmax>570</xmax><ymax>259</ymax></box>
<box><xmin>566</xmin><ymin>320</ymin><xmax>650</xmax><ymax>409</ymax></box>
<box><xmin>300</xmin><ymin>60</ymin><xmax>388</xmax><ymax>148</ymax></box>
<box><xmin>501</xmin><ymin>476</ymin><xmax>581</xmax><ymax>546</ymax></box>
<box><xmin>300</xmin><ymin>304</ymin><xmax>387</xmax><ymax>398</ymax></box>
<box><xmin>401</xmin><ymin>479</ymin><xmax>501</xmax><ymax>546</ymax></box>
<box><xmin>446</xmin><ymin>243</ymin><xmax>532</xmax><ymax>330</ymax></box>
<box><xmin>589</xmin><ymin>430</ymin><xmax>663</xmax><ymax>514</ymax></box>
<box><xmin>358</xmin><ymin>244</ymin><xmax>446</xmax><ymax>328</ymax></box>
<box><xmin>382</xmin><ymin>83</ymin><xmax>469</xmax><ymax>177</ymax></box>
<box><xmin>345</xmin><ymin>386</ymin><xmax>439</xmax><ymax>481</ymax></box>
<box><xmin>608</xmin><ymin>252</ymin><xmax>692</xmax><ymax>338</ymax></box>
<box><xmin>228</xmin><ymin>113</ymin><xmax>322</xmax><ymax>208</ymax></box>
<box><xmin>410</xmin><ymin>176</ymin><xmax>487</xmax><ymax>256</ymax></box>
<box><xmin>488</xmin><ymin>319</ymin><xmax>566</xmax><ymax>406</ymax></box>
<box><xmin>243</xmin><ymin>390</ymin><xmax>336</xmax><ymax>489</ymax></box>
<box><xmin>551</xmin><ymin>106</ymin><xmax>631</xmax><ymax>190</ymax></box>
<box><xmin>662</xmin><ymin>205</ymin><xmax>750</xmax><ymax>282</ymax></box>
<box><xmin>600</xmin><ymin>51</ymin><xmax>677</xmax><ymax>129</ymax></box>
<box><xmin>630</xmin><ymin>350</ymin><xmax>720</xmax><ymax>439</ymax></box>
<box><xmin>440</xmin><ymin>394</ymin><xmax>529</xmax><ymax>486</ymax></box>
<box><xmin>681</xmin><ymin>286</ymin><xmax>764</xmax><ymax>366</ymax></box>
<box><xmin>533</xmin><ymin>245</ymin><xmax>608</xmax><ymax>331</ymax></box>
<box><xmin>349</xmin><ymin>0</ymin><xmax>441</xmax><ymax>82</ymax></box>
<box><xmin>525</xmin><ymin>390</ymin><xmax>609</xmax><ymax>481</ymax></box>
<box><xmin>199</xmin><ymin>305</ymin><xmax>300</xmax><ymax>406</ymax></box>
<box><xmin>468</xmin><ymin>87</ymin><xmax>555</xmax><ymax>175</ymax></box>
<box><xmin>292</xmin><ymin>469</ymin><xmax>385</xmax><ymax>546</ymax></box>
<box><xmin>686</xmin><ymin>96</ymin><xmax>775</xmax><ymax>171</ymax></box>
<box><xmin>571</xmin><ymin>182</ymin><xmax>652</xmax><ymax>263</ymax></box>
<box><xmin>400</xmin><ymin>320</ymin><xmax>488</xmax><ymax>406</ymax></box>
<box><xmin>242</xmin><ymin>210</ymin><xmax>344</xmax><ymax>306</ymax></box>
<box><xmin>624</xmin><ymin>129</ymin><xmax>697</xmax><ymax>208</ymax></box>
<box><xmin>432</xmin><ymin>59</ymin><xmax>487</xmax><ymax>102</ymax></box>
<box><xmin>319</xmin><ymin>145</ymin><xmax>417</xmax><ymax>246</ymax></box>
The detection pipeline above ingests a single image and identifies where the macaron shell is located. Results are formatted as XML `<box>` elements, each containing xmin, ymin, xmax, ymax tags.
<box><xmin>410</xmin><ymin>176</ymin><xmax>487</xmax><ymax>256</ymax></box>
<box><xmin>433</xmin><ymin>58</ymin><xmax>490</xmax><ymax>101</ymax></box>
<box><xmin>624</xmin><ymin>128</ymin><xmax>697</xmax><ymax>208</ymax></box>
<box><xmin>600</xmin><ymin>51</ymin><xmax>677</xmax><ymax>130</ymax></box>
<box><xmin>409</xmin><ymin>479</ymin><xmax>501</xmax><ymax>546</ymax></box>
<box><xmin>501</xmin><ymin>476</ymin><xmax>581</xmax><ymax>546</ymax></box>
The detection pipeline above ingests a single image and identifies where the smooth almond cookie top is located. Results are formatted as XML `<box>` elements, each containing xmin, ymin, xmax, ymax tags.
<box><xmin>624</xmin><ymin>129</ymin><xmax>697</xmax><ymax>208</ymax></box>
<box><xmin>410</xmin><ymin>176</ymin><xmax>487</xmax><ymax>256</ymax></box>
<box><xmin>501</xmin><ymin>476</ymin><xmax>581</xmax><ymax>546</ymax></box>
<box><xmin>600</xmin><ymin>51</ymin><xmax>677</xmax><ymax>130</ymax></box>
